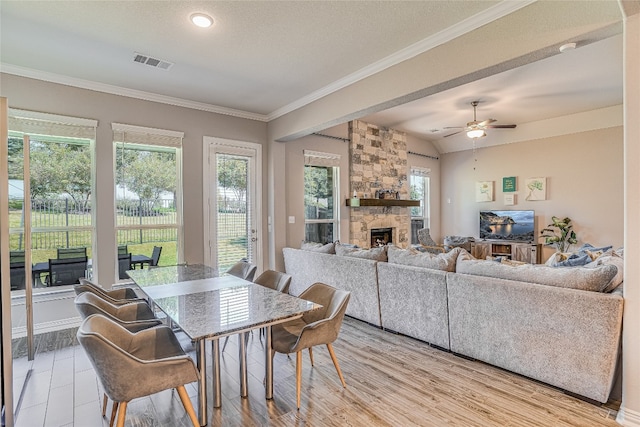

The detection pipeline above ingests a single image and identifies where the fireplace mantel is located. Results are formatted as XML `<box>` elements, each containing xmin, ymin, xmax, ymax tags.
<box><xmin>346</xmin><ymin>198</ymin><xmax>420</xmax><ymax>207</ymax></box>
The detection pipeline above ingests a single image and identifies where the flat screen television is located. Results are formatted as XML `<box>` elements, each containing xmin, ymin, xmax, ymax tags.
<box><xmin>479</xmin><ymin>210</ymin><xmax>535</xmax><ymax>242</ymax></box>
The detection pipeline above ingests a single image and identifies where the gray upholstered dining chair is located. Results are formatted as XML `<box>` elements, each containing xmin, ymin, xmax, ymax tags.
<box><xmin>77</xmin><ymin>314</ymin><xmax>199</xmax><ymax>427</ymax></box>
<box><xmin>226</xmin><ymin>259</ymin><xmax>257</xmax><ymax>281</ymax></box>
<box><xmin>74</xmin><ymin>292</ymin><xmax>161</xmax><ymax>332</ymax></box>
<box><xmin>74</xmin><ymin>278</ymin><xmax>142</xmax><ymax>304</ymax></box>
<box><xmin>222</xmin><ymin>269</ymin><xmax>293</xmax><ymax>351</ymax></box>
<box><xmin>254</xmin><ymin>269</ymin><xmax>292</xmax><ymax>294</ymax></box>
<box><xmin>271</xmin><ymin>282</ymin><xmax>350</xmax><ymax>409</ymax></box>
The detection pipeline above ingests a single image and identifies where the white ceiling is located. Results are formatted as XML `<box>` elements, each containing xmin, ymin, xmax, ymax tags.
<box><xmin>0</xmin><ymin>1</ymin><xmax>623</xmax><ymax>151</ymax></box>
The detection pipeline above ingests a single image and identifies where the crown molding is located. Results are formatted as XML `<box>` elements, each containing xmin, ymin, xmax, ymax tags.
<box><xmin>0</xmin><ymin>63</ymin><xmax>269</xmax><ymax>122</ymax></box>
<box><xmin>267</xmin><ymin>0</ymin><xmax>537</xmax><ymax>121</ymax></box>
<box><xmin>1</xmin><ymin>1</ymin><xmax>535</xmax><ymax>124</ymax></box>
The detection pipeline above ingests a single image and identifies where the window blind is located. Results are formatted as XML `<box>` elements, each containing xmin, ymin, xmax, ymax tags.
<box><xmin>304</xmin><ymin>150</ymin><xmax>341</xmax><ymax>167</ymax></box>
<box><xmin>9</xmin><ymin>108</ymin><xmax>97</xmax><ymax>139</ymax></box>
<box><xmin>410</xmin><ymin>167</ymin><xmax>431</xmax><ymax>178</ymax></box>
<box><xmin>112</xmin><ymin>123</ymin><xmax>183</xmax><ymax>148</ymax></box>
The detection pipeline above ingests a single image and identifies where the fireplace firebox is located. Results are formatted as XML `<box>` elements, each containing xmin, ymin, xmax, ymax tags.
<box><xmin>370</xmin><ymin>227</ymin><xmax>393</xmax><ymax>247</ymax></box>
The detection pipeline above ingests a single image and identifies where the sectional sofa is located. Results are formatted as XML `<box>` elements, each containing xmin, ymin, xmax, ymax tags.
<box><xmin>282</xmin><ymin>244</ymin><xmax>624</xmax><ymax>403</ymax></box>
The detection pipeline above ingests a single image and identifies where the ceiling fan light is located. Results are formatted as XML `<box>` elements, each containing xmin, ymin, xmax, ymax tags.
<box><xmin>467</xmin><ymin>128</ymin><xmax>486</xmax><ymax>139</ymax></box>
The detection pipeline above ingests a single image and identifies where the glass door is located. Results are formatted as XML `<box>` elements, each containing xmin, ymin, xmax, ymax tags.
<box><xmin>208</xmin><ymin>140</ymin><xmax>261</xmax><ymax>275</ymax></box>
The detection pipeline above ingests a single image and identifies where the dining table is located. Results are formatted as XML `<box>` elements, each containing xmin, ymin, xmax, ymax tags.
<box><xmin>126</xmin><ymin>264</ymin><xmax>320</xmax><ymax>426</ymax></box>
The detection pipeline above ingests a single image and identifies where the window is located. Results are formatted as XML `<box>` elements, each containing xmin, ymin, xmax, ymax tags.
<box><xmin>304</xmin><ymin>150</ymin><xmax>340</xmax><ymax>243</ymax></box>
<box><xmin>410</xmin><ymin>167</ymin><xmax>431</xmax><ymax>244</ymax></box>
<box><xmin>7</xmin><ymin>109</ymin><xmax>97</xmax><ymax>289</ymax></box>
<box><xmin>113</xmin><ymin>123</ymin><xmax>183</xmax><ymax>272</ymax></box>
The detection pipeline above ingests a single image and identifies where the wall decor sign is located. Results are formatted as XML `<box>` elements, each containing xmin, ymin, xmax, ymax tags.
<box><xmin>475</xmin><ymin>181</ymin><xmax>494</xmax><ymax>202</ymax></box>
<box><xmin>504</xmin><ymin>194</ymin><xmax>515</xmax><ymax>205</ymax></box>
<box><xmin>503</xmin><ymin>176</ymin><xmax>516</xmax><ymax>192</ymax></box>
<box><xmin>525</xmin><ymin>177</ymin><xmax>547</xmax><ymax>201</ymax></box>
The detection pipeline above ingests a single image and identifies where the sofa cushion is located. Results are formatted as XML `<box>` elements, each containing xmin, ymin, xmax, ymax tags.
<box><xmin>387</xmin><ymin>246</ymin><xmax>462</xmax><ymax>272</ymax></box>
<box><xmin>335</xmin><ymin>242</ymin><xmax>387</xmax><ymax>261</ymax></box>
<box><xmin>456</xmin><ymin>258</ymin><xmax>618</xmax><ymax>292</ymax></box>
<box><xmin>300</xmin><ymin>241</ymin><xmax>335</xmax><ymax>254</ymax></box>
<box><xmin>545</xmin><ymin>243</ymin><xmax>613</xmax><ymax>267</ymax></box>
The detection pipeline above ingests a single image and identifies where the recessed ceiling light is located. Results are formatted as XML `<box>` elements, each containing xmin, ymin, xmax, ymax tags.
<box><xmin>191</xmin><ymin>13</ymin><xmax>213</xmax><ymax>28</ymax></box>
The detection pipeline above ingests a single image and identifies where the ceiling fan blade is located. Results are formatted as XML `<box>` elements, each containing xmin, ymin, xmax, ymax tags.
<box><xmin>477</xmin><ymin>118</ymin><xmax>496</xmax><ymax>127</ymax></box>
<box><xmin>485</xmin><ymin>124</ymin><xmax>517</xmax><ymax>129</ymax></box>
<box><xmin>443</xmin><ymin>130</ymin><xmax>463</xmax><ymax>138</ymax></box>
<box><xmin>442</xmin><ymin>126</ymin><xmax>464</xmax><ymax>129</ymax></box>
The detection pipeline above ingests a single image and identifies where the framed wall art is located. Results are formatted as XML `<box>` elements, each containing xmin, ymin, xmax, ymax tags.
<box><xmin>475</xmin><ymin>181</ymin><xmax>494</xmax><ymax>202</ymax></box>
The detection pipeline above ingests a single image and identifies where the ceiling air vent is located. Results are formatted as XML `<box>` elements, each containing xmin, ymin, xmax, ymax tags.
<box><xmin>133</xmin><ymin>52</ymin><xmax>173</xmax><ymax>70</ymax></box>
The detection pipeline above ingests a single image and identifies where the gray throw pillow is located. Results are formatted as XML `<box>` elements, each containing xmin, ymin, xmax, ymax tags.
<box><xmin>335</xmin><ymin>243</ymin><xmax>387</xmax><ymax>261</ymax></box>
<box><xmin>300</xmin><ymin>241</ymin><xmax>335</xmax><ymax>254</ymax></box>
<box><xmin>387</xmin><ymin>246</ymin><xmax>462</xmax><ymax>272</ymax></box>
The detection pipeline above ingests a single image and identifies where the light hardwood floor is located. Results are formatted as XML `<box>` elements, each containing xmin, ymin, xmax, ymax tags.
<box><xmin>11</xmin><ymin>317</ymin><xmax>620</xmax><ymax>427</ymax></box>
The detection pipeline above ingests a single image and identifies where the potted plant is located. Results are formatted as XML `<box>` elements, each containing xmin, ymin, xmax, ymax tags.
<box><xmin>540</xmin><ymin>216</ymin><xmax>578</xmax><ymax>252</ymax></box>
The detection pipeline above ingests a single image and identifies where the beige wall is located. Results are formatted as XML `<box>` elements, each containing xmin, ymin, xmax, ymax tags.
<box><xmin>440</xmin><ymin>126</ymin><xmax>624</xmax><ymax>261</ymax></box>
<box><xmin>0</xmin><ymin>73</ymin><xmax>267</xmax><ymax>285</ymax></box>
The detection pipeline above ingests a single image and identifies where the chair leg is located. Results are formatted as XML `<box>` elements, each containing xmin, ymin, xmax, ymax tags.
<box><xmin>102</xmin><ymin>394</ymin><xmax>108</xmax><ymax>417</ymax></box>
<box><xmin>115</xmin><ymin>401</ymin><xmax>127</xmax><ymax>427</ymax></box>
<box><xmin>176</xmin><ymin>385</ymin><xmax>199</xmax><ymax>427</ymax></box>
<box><xmin>326</xmin><ymin>343</ymin><xmax>346</xmax><ymax>388</ymax></box>
<box><xmin>296</xmin><ymin>351</ymin><xmax>302</xmax><ymax>410</ymax></box>
<box><xmin>109</xmin><ymin>402</ymin><xmax>119</xmax><ymax>427</ymax></box>
<box><xmin>308</xmin><ymin>347</ymin><xmax>314</xmax><ymax>366</ymax></box>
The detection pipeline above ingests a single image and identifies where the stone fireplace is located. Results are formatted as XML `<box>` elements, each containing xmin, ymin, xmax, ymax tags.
<box><xmin>348</xmin><ymin>120</ymin><xmax>411</xmax><ymax>248</ymax></box>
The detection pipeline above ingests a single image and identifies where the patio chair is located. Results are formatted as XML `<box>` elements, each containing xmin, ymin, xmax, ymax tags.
<box><xmin>10</xmin><ymin>262</ymin><xmax>26</xmax><ymax>291</ymax></box>
<box><xmin>118</xmin><ymin>245</ymin><xmax>128</xmax><ymax>255</ymax></box>
<box><xmin>10</xmin><ymin>250</ymin><xmax>25</xmax><ymax>264</ymax></box>
<box><xmin>150</xmin><ymin>246</ymin><xmax>162</xmax><ymax>267</ymax></box>
<box><xmin>48</xmin><ymin>256</ymin><xmax>88</xmax><ymax>286</ymax></box>
<box><xmin>118</xmin><ymin>253</ymin><xmax>132</xmax><ymax>280</ymax></box>
<box><xmin>57</xmin><ymin>247</ymin><xmax>88</xmax><ymax>259</ymax></box>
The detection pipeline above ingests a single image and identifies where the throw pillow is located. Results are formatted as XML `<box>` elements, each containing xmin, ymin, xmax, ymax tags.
<box><xmin>300</xmin><ymin>241</ymin><xmax>336</xmax><ymax>254</ymax></box>
<box><xmin>334</xmin><ymin>242</ymin><xmax>387</xmax><ymax>261</ymax></box>
<box><xmin>387</xmin><ymin>246</ymin><xmax>463</xmax><ymax>272</ymax></box>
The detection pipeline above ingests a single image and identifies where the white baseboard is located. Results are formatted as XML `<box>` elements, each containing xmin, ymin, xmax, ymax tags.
<box><xmin>617</xmin><ymin>406</ymin><xmax>640</xmax><ymax>426</ymax></box>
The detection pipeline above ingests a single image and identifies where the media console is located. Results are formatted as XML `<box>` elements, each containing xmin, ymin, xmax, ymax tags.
<box><xmin>471</xmin><ymin>241</ymin><xmax>541</xmax><ymax>264</ymax></box>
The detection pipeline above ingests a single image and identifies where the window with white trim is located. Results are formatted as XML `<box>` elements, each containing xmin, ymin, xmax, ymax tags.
<box><xmin>112</xmin><ymin>123</ymin><xmax>183</xmax><ymax>272</ymax></box>
<box><xmin>303</xmin><ymin>150</ymin><xmax>340</xmax><ymax>244</ymax></box>
<box><xmin>410</xmin><ymin>167</ymin><xmax>431</xmax><ymax>244</ymax></box>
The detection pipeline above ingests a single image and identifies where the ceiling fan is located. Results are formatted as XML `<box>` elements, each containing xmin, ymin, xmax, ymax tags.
<box><xmin>443</xmin><ymin>101</ymin><xmax>516</xmax><ymax>139</ymax></box>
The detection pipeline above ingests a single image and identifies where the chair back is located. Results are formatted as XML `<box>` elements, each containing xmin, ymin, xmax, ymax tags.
<box><xmin>75</xmin><ymin>278</ymin><xmax>139</xmax><ymax>300</ymax></box>
<box><xmin>77</xmin><ymin>314</ymin><xmax>198</xmax><ymax>404</ymax></box>
<box><xmin>150</xmin><ymin>246</ymin><xmax>162</xmax><ymax>266</ymax></box>
<box><xmin>10</xmin><ymin>262</ymin><xmax>26</xmax><ymax>291</ymax></box>
<box><xmin>417</xmin><ymin>228</ymin><xmax>438</xmax><ymax>247</ymax></box>
<box><xmin>299</xmin><ymin>282</ymin><xmax>350</xmax><ymax>340</ymax></box>
<box><xmin>9</xmin><ymin>250</ymin><xmax>25</xmax><ymax>264</ymax></box>
<box><xmin>49</xmin><ymin>256</ymin><xmax>88</xmax><ymax>286</ymax></box>
<box><xmin>254</xmin><ymin>270</ymin><xmax>292</xmax><ymax>294</ymax></box>
<box><xmin>57</xmin><ymin>247</ymin><xmax>87</xmax><ymax>259</ymax></box>
<box><xmin>118</xmin><ymin>253</ymin><xmax>132</xmax><ymax>279</ymax></box>
<box><xmin>117</xmin><ymin>245</ymin><xmax>128</xmax><ymax>255</ymax></box>
<box><xmin>75</xmin><ymin>291</ymin><xmax>155</xmax><ymax>321</ymax></box>
<box><xmin>226</xmin><ymin>260</ymin><xmax>257</xmax><ymax>281</ymax></box>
